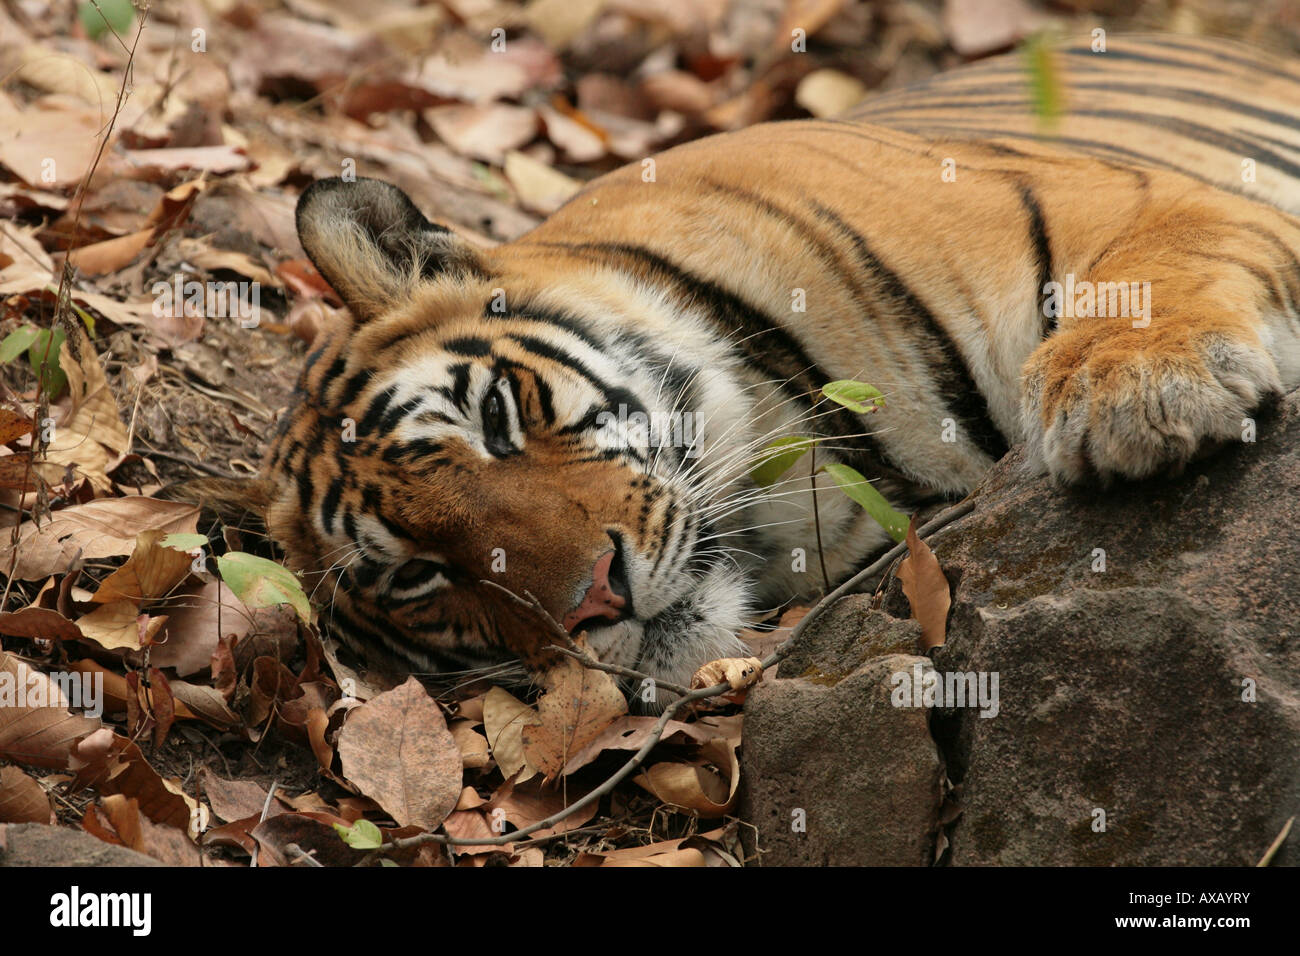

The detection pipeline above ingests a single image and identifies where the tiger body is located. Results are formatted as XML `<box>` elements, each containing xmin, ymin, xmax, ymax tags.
<box><xmin>263</xmin><ymin>36</ymin><xmax>1300</xmax><ymax>693</ymax></box>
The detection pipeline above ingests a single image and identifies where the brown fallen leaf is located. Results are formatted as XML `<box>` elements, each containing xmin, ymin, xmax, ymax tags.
<box><xmin>91</xmin><ymin>529</ymin><xmax>195</xmax><ymax>605</ymax></box>
<box><xmin>449</xmin><ymin>719</ymin><xmax>491</xmax><ymax>770</ymax></box>
<box><xmin>38</xmin><ymin>335</ymin><xmax>132</xmax><ymax>493</ymax></box>
<box><xmin>75</xmin><ymin>601</ymin><xmax>166</xmax><ymax>653</ymax></box>
<box><xmin>552</xmin><ymin>712</ymin><xmax>744</xmax><ymax>774</ymax></box>
<box><xmin>503</xmin><ymin>150</ymin><xmax>582</xmax><ymax>214</ymax></box>
<box><xmin>795</xmin><ymin>68</ymin><xmax>868</xmax><ymax>118</ymax></box>
<box><xmin>442</xmin><ymin>808</ymin><xmax>510</xmax><ymax>856</ymax></box>
<box><xmin>0</xmin><ymin>765</ymin><xmax>54</xmax><ymax>824</ymax></box>
<box><xmin>0</xmin><ymin>407</ymin><xmax>35</xmax><ymax>445</ymax></box>
<box><xmin>601</xmin><ymin>847</ymin><xmax>707</xmax><ymax>867</ymax></box>
<box><xmin>0</xmin><ymin>454</ymin><xmax>45</xmax><ymax>493</ymax></box>
<box><xmin>427</xmin><ymin>103</ymin><xmax>539</xmax><ymax>164</ymax></box>
<box><xmin>123</xmin><ymin>145</ymin><xmax>251</xmax><ymax>175</ymax></box>
<box><xmin>484</xmin><ymin>776</ymin><xmax>598</xmax><ymax>838</ymax></box>
<box><xmin>250</xmin><ymin>812</ymin><xmax>363</xmax><ymax>867</ymax></box>
<box><xmin>634</xmin><ymin>739</ymin><xmax>741</xmax><ymax>818</ymax></box>
<box><xmin>152</xmin><ymin>579</ymin><xmax>254</xmax><ymax>677</ymax></box>
<box><xmin>520</xmin><ymin>649</ymin><xmax>628</xmax><ymax>780</ymax></box>
<box><xmin>0</xmin><ymin>605</ymin><xmax>82</xmax><ymax>642</ymax></box>
<box><xmin>63</xmin><ymin>228</ymin><xmax>153</xmax><ymax>276</ymax></box>
<box><xmin>0</xmin><ymin>497</ymin><xmax>199</xmax><ymax>580</ymax></box>
<box><xmin>336</xmin><ymin>676</ymin><xmax>462</xmax><ymax>830</ymax></box>
<box><xmin>70</xmin><ymin>731</ymin><xmax>205</xmax><ymax>835</ymax></box>
<box><xmin>0</xmin><ymin>652</ymin><xmax>102</xmax><ymax>769</ymax></box>
<box><xmin>482</xmin><ymin>686</ymin><xmax>541</xmax><ymax>784</ymax></box>
<box><xmin>896</xmin><ymin>515</ymin><xmax>951</xmax><ymax>650</ymax></box>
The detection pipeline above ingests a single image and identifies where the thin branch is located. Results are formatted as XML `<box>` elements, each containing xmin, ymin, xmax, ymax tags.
<box><xmin>480</xmin><ymin>580</ymin><xmax>695</xmax><ymax>698</ymax></box>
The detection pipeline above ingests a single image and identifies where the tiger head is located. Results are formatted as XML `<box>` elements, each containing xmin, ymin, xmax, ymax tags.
<box><xmin>262</xmin><ymin>177</ymin><xmax>767</xmax><ymax>696</ymax></box>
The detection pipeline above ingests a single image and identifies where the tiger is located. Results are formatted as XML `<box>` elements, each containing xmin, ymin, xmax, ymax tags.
<box><xmin>243</xmin><ymin>34</ymin><xmax>1300</xmax><ymax>696</ymax></box>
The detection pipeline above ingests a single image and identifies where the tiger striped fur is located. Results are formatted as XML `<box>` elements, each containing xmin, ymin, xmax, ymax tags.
<box><xmin>259</xmin><ymin>34</ymin><xmax>1300</xmax><ymax>695</ymax></box>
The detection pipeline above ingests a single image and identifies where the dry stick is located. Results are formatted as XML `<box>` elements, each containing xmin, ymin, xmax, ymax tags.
<box><xmin>481</xmin><ymin>581</ymin><xmax>693</xmax><ymax>698</ymax></box>
<box><xmin>809</xmin><ymin>442</ymin><xmax>831</xmax><ymax>593</ymax></box>
<box><xmin>382</xmin><ymin>496</ymin><xmax>977</xmax><ymax>854</ymax></box>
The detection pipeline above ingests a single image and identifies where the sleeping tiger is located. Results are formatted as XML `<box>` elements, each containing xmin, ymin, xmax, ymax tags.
<box><xmin>250</xmin><ymin>34</ymin><xmax>1300</xmax><ymax>694</ymax></box>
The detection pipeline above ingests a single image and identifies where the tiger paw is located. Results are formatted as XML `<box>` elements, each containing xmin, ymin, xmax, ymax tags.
<box><xmin>1020</xmin><ymin>323</ymin><xmax>1282</xmax><ymax>484</ymax></box>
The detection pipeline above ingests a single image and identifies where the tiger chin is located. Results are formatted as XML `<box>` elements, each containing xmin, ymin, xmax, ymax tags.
<box><xmin>254</xmin><ymin>35</ymin><xmax>1300</xmax><ymax>703</ymax></box>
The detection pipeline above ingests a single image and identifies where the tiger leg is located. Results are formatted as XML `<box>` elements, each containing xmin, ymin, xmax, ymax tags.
<box><xmin>1020</xmin><ymin>216</ymin><xmax>1300</xmax><ymax>483</ymax></box>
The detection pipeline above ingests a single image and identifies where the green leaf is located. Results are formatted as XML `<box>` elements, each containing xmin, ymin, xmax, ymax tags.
<box><xmin>216</xmin><ymin>552</ymin><xmax>311</xmax><ymax>622</ymax></box>
<box><xmin>160</xmin><ymin>533</ymin><xmax>209</xmax><ymax>552</ymax></box>
<box><xmin>333</xmin><ymin>819</ymin><xmax>384</xmax><ymax>850</ymax></box>
<box><xmin>27</xmin><ymin>328</ymin><xmax>67</xmax><ymax>398</ymax></box>
<box><xmin>750</xmin><ymin>436</ymin><xmax>818</xmax><ymax>488</ymax></box>
<box><xmin>0</xmin><ymin>325</ymin><xmax>41</xmax><ymax>364</ymax></box>
<box><xmin>78</xmin><ymin>0</ymin><xmax>134</xmax><ymax>41</ymax></box>
<box><xmin>1022</xmin><ymin>31</ymin><xmax>1063</xmax><ymax>129</ymax></box>
<box><xmin>821</xmin><ymin>462</ymin><xmax>909</xmax><ymax>542</ymax></box>
<box><xmin>822</xmin><ymin>379</ymin><xmax>885</xmax><ymax>414</ymax></box>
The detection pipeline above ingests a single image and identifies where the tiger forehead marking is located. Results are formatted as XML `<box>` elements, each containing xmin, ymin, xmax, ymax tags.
<box><xmin>263</xmin><ymin>34</ymin><xmax>1300</xmax><ymax>699</ymax></box>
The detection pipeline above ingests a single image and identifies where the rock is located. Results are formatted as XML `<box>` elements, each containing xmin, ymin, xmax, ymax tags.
<box><xmin>741</xmin><ymin>391</ymin><xmax>1300</xmax><ymax>866</ymax></box>
<box><xmin>0</xmin><ymin>823</ymin><xmax>163</xmax><ymax>867</ymax></box>
<box><xmin>740</xmin><ymin>653</ymin><xmax>944</xmax><ymax>866</ymax></box>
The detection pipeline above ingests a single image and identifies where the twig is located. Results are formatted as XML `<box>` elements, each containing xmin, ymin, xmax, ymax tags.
<box><xmin>379</xmin><ymin>497</ymin><xmax>978</xmax><ymax>853</ymax></box>
<box><xmin>250</xmin><ymin>781</ymin><xmax>280</xmax><ymax>868</ymax></box>
<box><xmin>1257</xmin><ymin>816</ymin><xmax>1294</xmax><ymax>867</ymax></box>
<box><xmin>285</xmin><ymin>842</ymin><xmax>324</xmax><ymax>867</ymax></box>
<box><xmin>480</xmin><ymin>580</ymin><xmax>693</xmax><ymax>698</ymax></box>
<box><xmin>809</xmin><ymin>442</ymin><xmax>830</xmax><ymax>593</ymax></box>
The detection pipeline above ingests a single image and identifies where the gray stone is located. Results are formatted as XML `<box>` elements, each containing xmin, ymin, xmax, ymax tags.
<box><xmin>0</xmin><ymin>823</ymin><xmax>163</xmax><ymax>867</ymax></box>
<box><xmin>740</xmin><ymin>653</ymin><xmax>944</xmax><ymax>866</ymax></box>
<box><xmin>741</xmin><ymin>390</ymin><xmax>1300</xmax><ymax>866</ymax></box>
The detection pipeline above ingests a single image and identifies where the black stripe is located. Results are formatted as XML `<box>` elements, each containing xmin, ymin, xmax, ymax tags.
<box><xmin>1018</xmin><ymin>184</ymin><xmax>1055</xmax><ymax>337</ymax></box>
<box><xmin>333</xmin><ymin>367</ymin><xmax>373</xmax><ymax>408</ymax></box>
<box><xmin>358</xmin><ymin>385</ymin><xmax>398</xmax><ymax>434</ymax></box>
<box><xmin>806</xmin><ymin>203</ymin><xmax>1010</xmax><ymax>462</ymax></box>
<box><xmin>320</xmin><ymin>475</ymin><xmax>343</xmax><ymax>535</ymax></box>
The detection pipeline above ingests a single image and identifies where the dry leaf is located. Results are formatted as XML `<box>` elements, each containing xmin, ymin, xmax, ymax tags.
<box><xmin>690</xmin><ymin>656</ymin><xmax>764</xmax><ymax>693</ymax></box>
<box><xmin>897</xmin><ymin>515</ymin><xmax>951</xmax><ymax>650</ymax></box>
<box><xmin>504</xmin><ymin>150</ymin><xmax>582</xmax><ymax>214</ymax></box>
<box><xmin>427</xmin><ymin>103</ymin><xmax>539</xmax><ymax>164</ymax></box>
<box><xmin>795</xmin><ymin>69</ymin><xmax>868</xmax><ymax>118</ymax></box>
<box><xmin>520</xmin><ymin>650</ymin><xmax>627</xmax><ymax>780</ymax></box>
<box><xmin>336</xmin><ymin>676</ymin><xmax>462</xmax><ymax>829</ymax></box>
<box><xmin>92</xmin><ymin>529</ymin><xmax>195</xmax><ymax>604</ymax></box>
<box><xmin>0</xmin><ymin>606</ymin><xmax>82</xmax><ymax>642</ymax></box>
<box><xmin>0</xmin><ymin>652</ymin><xmax>102</xmax><ymax>769</ymax></box>
<box><xmin>0</xmin><ymin>497</ymin><xmax>199</xmax><ymax>580</ymax></box>
<box><xmin>449</xmin><ymin>719</ymin><xmax>491</xmax><ymax>770</ymax></box>
<box><xmin>482</xmin><ymin>686</ymin><xmax>540</xmax><ymax>784</ymax></box>
<box><xmin>76</xmin><ymin>601</ymin><xmax>165</xmax><ymax>652</ymax></box>
<box><xmin>0</xmin><ymin>765</ymin><xmax>53</xmax><ymax>824</ymax></box>
<box><xmin>634</xmin><ymin>739</ymin><xmax>740</xmax><ymax>817</ymax></box>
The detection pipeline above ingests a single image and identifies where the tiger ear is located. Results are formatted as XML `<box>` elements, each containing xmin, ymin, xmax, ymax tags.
<box><xmin>295</xmin><ymin>177</ymin><xmax>485</xmax><ymax>322</ymax></box>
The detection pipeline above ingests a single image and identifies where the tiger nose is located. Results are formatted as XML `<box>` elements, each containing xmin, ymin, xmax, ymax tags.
<box><xmin>561</xmin><ymin>543</ymin><xmax>631</xmax><ymax>635</ymax></box>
